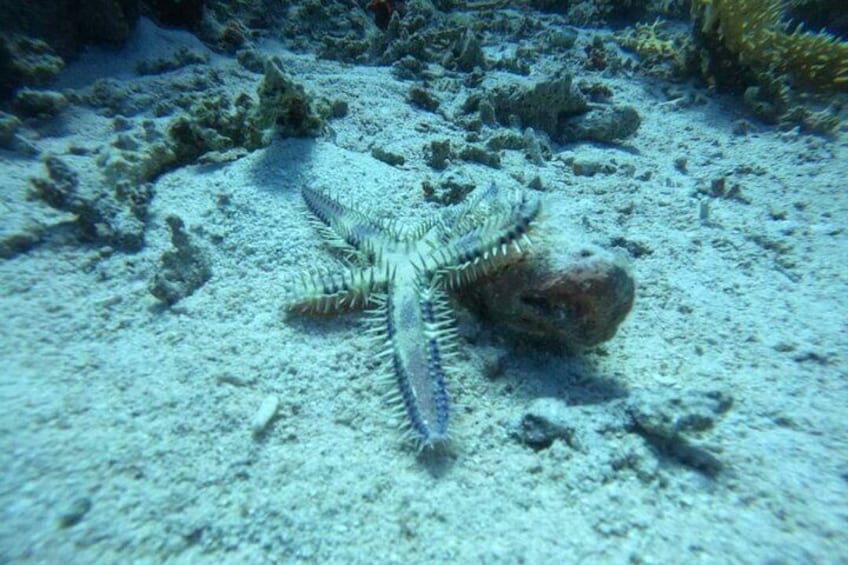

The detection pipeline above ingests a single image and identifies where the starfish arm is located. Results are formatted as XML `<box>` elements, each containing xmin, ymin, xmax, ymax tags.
<box><xmin>302</xmin><ymin>186</ymin><xmax>395</xmax><ymax>261</ymax></box>
<box><xmin>284</xmin><ymin>266</ymin><xmax>388</xmax><ymax>314</ymax></box>
<box><xmin>435</xmin><ymin>192</ymin><xmax>542</xmax><ymax>288</ymax></box>
<box><xmin>371</xmin><ymin>281</ymin><xmax>455</xmax><ymax>447</ymax></box>
<box><xmin>437</xmin><ymin>181</ymin><xmax>501</xmax><ymax>242</ymax></box>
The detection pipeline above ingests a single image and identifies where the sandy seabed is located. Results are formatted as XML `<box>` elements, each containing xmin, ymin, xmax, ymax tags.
<box><xmin>1</xmin><ymin>16</ymin><xmax>846</xmax><ymax>564</ymax></box>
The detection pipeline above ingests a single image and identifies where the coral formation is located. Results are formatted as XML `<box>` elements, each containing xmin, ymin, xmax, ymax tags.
<box><xmin>247</xmin><ymin>56</ymin><xmax>324</xmax><ymax>141</ymax></box>
<box><xmin>615</xmin><ymin>18</ymin><xmax>695</xmax><ymax>79</ymax></box>
<box><xmin>472</xmin><ymin>73</ymin><xmax>641</xmax><ymax>144</ymax></box>
<box><xmin>29</xmin><ymin>155</ymin><xmax>153</xmax><ymax>252</ymax></box>
<box><xmin>0</xmin><ymin>35</ymin><xmax>65</xmax><ymax>99</ymax></box>
<box><xmin>12</xmin><ymin>88</ymin><xmax>68</xmax><ymax>118</ymax></box>
<box><xmin>0</xmin><ymin>0</ymin><xmax>138</xmax><ymax>97</ymax></box>
<box><xmin>694</xmin><ymin>0</ymin><xmax>848</xmax><ymax>91</ymax></box>
<box><xmin>149</xmin><ymin>215</ymin><xmax>212</xmax><ymax>306</ymax></box>
<box><xmin>0</xmin><ymin>112</ymin><xmax>25</xmax><ymax>151</ymax></box>
<box><xmin>162</xmin><ymin>56</ymin><xmax>323</xmax><ymax>164</ymax></box>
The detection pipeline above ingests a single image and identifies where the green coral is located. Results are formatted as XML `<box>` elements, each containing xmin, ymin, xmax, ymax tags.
<box><xmin>695</xmin><ymin>0</ymin><xmax>848</xmax><ymax>91</ymax></box>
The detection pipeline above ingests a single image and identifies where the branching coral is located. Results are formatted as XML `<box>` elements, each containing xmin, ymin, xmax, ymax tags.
<box><xmin>616</xmin><ymin>18</ymin><xmax>694</xmax><ymax>79</ymax></box>
<box><xmin>695</xmin><ymin>0</ymin><xmax>848</xmax><ymax>91</ymax></box>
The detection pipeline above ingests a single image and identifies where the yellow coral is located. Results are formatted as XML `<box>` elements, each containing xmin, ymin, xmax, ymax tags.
<box><xmin>616</xmin><ymin>18</ymin><xmax>692</xmax><ymax>78</ymax></box>
<box><xmin>696</xmin><ymin>0</ymin><xmax>848</xmax><ymax>90</ymax></box>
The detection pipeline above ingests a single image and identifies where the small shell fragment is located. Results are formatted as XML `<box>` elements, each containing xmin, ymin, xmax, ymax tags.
<box><xmin>250</xmin><ymin>395</ymin><xmax>280</xmax><ymax>437</ymax></box>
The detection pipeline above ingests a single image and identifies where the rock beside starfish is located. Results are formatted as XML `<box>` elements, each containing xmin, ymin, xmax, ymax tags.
<box><xmin>462</xmin><ymin>237</ymin><xmax>635</xmax><ymax>351</ymax></box>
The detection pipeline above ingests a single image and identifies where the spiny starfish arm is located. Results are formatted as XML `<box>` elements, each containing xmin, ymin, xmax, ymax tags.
<box><xmin>401</xmin><ymin>215</ymin><xmax>442</xmax><ymax>246</ymax></box>
<box><xmin>284</xmin><ymin>266</ymin><xmax>389</xmax><ymax>314</ymax></box>
<box><xmin>437</xmin><ymin>181</ymin><xmax>501</xmax><ymax>243</ymax></box>
<box><xmin>301</xmin><ymin>186</ymin><xmax>395</xmax><ymax>260</ymax></box>
<box><xmin>372</xmin><ymin>282</ymin><xmax>455</xmax><ymax>447</ymax></box>
<box><xmin>434</xmin><ymin>192</ymin><xmax>542</xmax><ymax>288</ymax></box>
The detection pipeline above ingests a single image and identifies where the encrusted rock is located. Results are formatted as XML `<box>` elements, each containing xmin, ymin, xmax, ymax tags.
<box><xmin>627</xmin><ymin>389</ymin><xmax>733</xmax><ymax>475</ymax></box>
<box><xmin>0</xmin><ymin>217</ymin><xmax>44</xmax><ymax>259</ymax></box>
<box><xmin>99</xmin><ymin>121</ymin><xmax>177</xmax><ymax>186</ymax></box>
<box><xmin>0</xmin><ymin>35</ymin><xmax>64</xmax><ymax>98</ymax></box>
<box><xmin>149</xmin><ymin>215</ymin><xmax>212</xmax><ymax>306</ymax></box>
<box><xmin>13</xmin><ymin>88</ymin><xmax>68</xmax><ymax>117</ymax></box>
<box><xmin>513</xmin><ymin>390</ymin><xmax>732</xmax><ymax>477</ymax></box>
<box><xmin>0</xmin><ymin>1</ymin><xmax>139</xmax><ymax>98</ymax></box>
<box><xmin>408</xmin><ymin>85</ymin><xmax>440</xmax><ymax>112</ymax></box>
<box><xmin>425</xmin><ymin>139</ymin><xmax>452</xmax><ymax>170</ymax></box>
<box><xmin>0</xmin><ymin>112</ymin><xmax>23</xmax><ymax>150</ymax></box>
<box><xmin>458</xmin><ymin>144</ymin><xmax>500</xmax><ymax>168</ymax></box>
<box><xmin>628</xmin><ymin>389</ymin><xmax>733</xmax><ymax>438</ymax></box>
<box><xmin>248</xmin><ymin>56</ymin><xmax>323</xmax><ymax>141</ymax></box>
<box><xmin>453</xmin><ymin>29</ymin><xmax>486</xmax><ymax>72</ymax></box>
<box><xmin>371</xmin><ymin>146</ymin><xmax>405</xmax><ymax>167</ymax></box>
<box><xmin>486</xmin><ymin>73</ymin><xmax>640</xmax><ymax>143</ymax></box>
<box><xmin>29</xmin><ymin>154</ymin><xmax>153</xmax><ymax>251</ymax></box>
<box><xmin>559</xmin><ymin>105</ymin><xmax>641</xmax><ymax>143</ymax></box>
<box><xmin>135</xmin><ymin>46</ymin><xmax>209</xmax><ymax>75</ymax></box>
<box><xmin>490</xmin><ymin>72</ymin><xmax>589</xmax><ymax>137</ymax></box>
<box><xmin>421</xmin><ymin>174</ymin><xmax>475</xmax><ymax>205</ymax></box>
<box><xmin>464</xmin><ymin>238</ymin><xmax>635</xmax><ymax>350</ymax></box>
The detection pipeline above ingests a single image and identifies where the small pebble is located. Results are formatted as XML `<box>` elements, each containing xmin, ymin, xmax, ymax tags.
<box><xmin>59</xmin><ymin>497</ymin><xmax>92</xmax><ymax>528</ymax></box>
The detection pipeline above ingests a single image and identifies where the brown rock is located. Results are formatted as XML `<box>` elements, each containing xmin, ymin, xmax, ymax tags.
<box><xmin>464</xmin><ymin>241</ymin><xmax>634</xmax><ymax>350</ymax></box>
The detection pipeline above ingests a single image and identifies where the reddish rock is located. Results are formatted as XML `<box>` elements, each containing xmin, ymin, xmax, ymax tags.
<box><xmin>464</xmin><ymin>242</ymin><xmax>634</xmax><ymax>350</ymax></box>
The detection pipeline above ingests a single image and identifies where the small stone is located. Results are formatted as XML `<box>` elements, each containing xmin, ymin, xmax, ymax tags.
<box><xmin>216</xmin><ymin>372</ymin><xmax>255</xmax><ymax>387</ymax></box>
<box><xmin>371</xmin><ymin>146</ymin><xmax>405</xmax><ymax>167</ymax></box>
<box><xmin>58</xmin><ymin>497</ymin><xmax>92</xmax><ymax>529</ymax></box>
<box><xmin>330</xmin><ymin>99</ymin><xmax>348</xmax><ymax>119</ymax></box>
<box><xmin>513</xmin><ymin>397</ymin><xmax>576</xmax><ymax>450</ymax></box>
<box><xmin>407</xmin><ymin>85</ymin><xmax>440</xmax><ymax>112</ymax></box>
<box><xmin>572</xmin><ymin>159</ymin><xmax>614</xmax><ymax>177</ymax></box>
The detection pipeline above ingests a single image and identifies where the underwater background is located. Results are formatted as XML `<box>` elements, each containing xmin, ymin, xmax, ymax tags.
<box><xmin>1</xmin><ymin>0</ymin><xmax>846</xmax><ymax>562</ymax></box>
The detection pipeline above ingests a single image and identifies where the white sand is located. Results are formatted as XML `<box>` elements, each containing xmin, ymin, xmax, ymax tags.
<box><xmin>1</xmin><ymin>17</ymin><xmax>846</xmax><ymax>563</ymax></box>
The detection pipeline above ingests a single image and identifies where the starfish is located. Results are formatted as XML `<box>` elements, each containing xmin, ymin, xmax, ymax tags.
<box><xmin>285</xmin><ymin>183</ymin><xmax>541</xmax><ymax>448</ymax></box>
